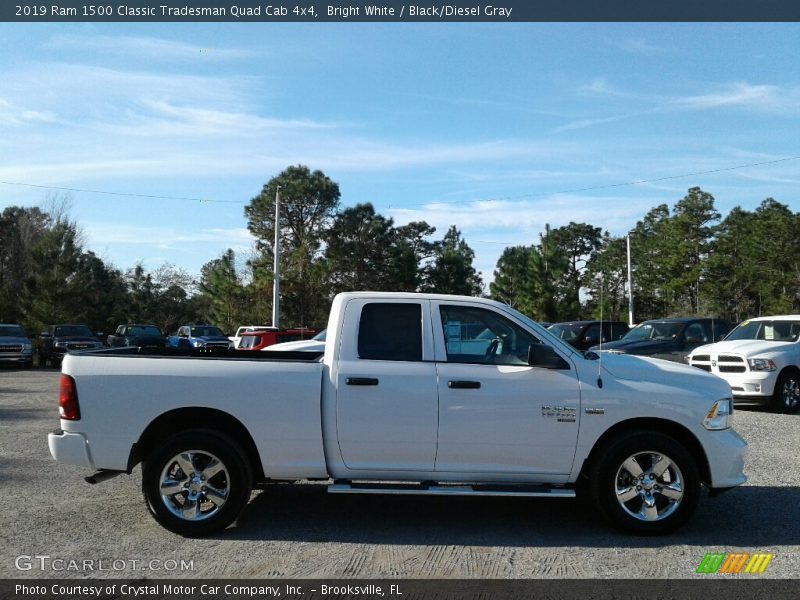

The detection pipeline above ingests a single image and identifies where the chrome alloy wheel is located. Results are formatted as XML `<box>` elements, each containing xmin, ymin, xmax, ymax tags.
<box><xmin>781</xmin><ymin>376</ymin><xmax>800</xmax><ymax>412</ymax></box>
<box><xmin>159</xmin><ymin>450</ymin><xmax>229</xmax><ymax>521</ymax></box>
<box><xmin>614</xmin><ymin>451</ymin><xmax>684</xmax><ymax>522</ymax></box>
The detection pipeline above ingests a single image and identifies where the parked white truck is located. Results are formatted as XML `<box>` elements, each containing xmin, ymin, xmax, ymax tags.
<box><xmin>688</xmin><ymin>315</ymin><xmax>800</xmax><ymax>414</ymax></box>
<box><xmin>49</xmin><ymin>292</ymin><xmax>747</xmax><ymax>537</ymax></box>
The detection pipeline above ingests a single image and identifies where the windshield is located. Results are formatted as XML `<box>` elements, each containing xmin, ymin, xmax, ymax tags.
<box><xmin>54</xmin><ymin>325</ymin><xmax>93</xmax><ymax>337</ymax></box>
<box><xmin>623</xmin><ymin>321</ymin><xmax>684</xmax><ymax>341</ymax></box>
<box><xmin>0</xmin><ymin>325</ymin><xmax>26</xmax><ymax>337</ymax></box>
<box><xmin>548</xmin><ymin>323</ymin><xmax>584</xmax><ymax>342</ymax></box>
<box><xmin>190</xmin><ymin>326</ymin><xmax>224</xmax><ymax>337</ymax></box>
<box><xmin>126</xmin><ymin>326</ymin><xmax>162</xmax><ymax>337</ymax></box>
<box><xmin>726</xmin><ymin>320</ymin><xmax>800</xmax><ymax>342</ymax></box>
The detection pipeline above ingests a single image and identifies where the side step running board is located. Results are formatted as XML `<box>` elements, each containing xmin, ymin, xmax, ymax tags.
<box><xmin>328</xmin><ymin>482</ymin><xmax>575</xmax><ymax>498</ymax></box>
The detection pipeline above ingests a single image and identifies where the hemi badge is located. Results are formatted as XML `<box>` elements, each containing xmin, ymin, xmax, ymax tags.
<box><xmin>585</xmin><ymin>408</ymin><xmax>605</xmax><ymax>415</ymax></box>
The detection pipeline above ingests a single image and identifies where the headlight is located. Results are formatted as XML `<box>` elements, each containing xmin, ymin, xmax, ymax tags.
<box><xmin>22</xmin><ymin>342</ymin><xmax>32</xmax><ymax>351</ymax></box>
<box><xmin>703</xmin><ymin>398</ymin><xmax>733</xmax><ymax>430</ymax></box>
<box><xmin>748</xmin><ymin>358</ymin><xmax>776</xmax><ymax>371</ymax></box>
<box><xmin>54</xmin><ymin>342</ymin><xmax>67</xmax><ymax>348</ymax></box>
<box><xmin>192</xmin><ymin>340</ymin><xmax>206</xmax><ymax>347</ymax></box>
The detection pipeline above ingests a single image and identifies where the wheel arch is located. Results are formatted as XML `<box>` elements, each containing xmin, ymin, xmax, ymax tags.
<box><xmin>579</xmin><ymin>418</ymin><xmax>711</xmax><ymax>486</ymax></box>
<box><xmin>129</xmin><ymin>407</ymin><xmax>265</xmax><ymax>482</ymax></box>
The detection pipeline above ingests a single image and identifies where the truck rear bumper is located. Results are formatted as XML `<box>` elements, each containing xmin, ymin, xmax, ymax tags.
<box><xmin>48</xmin><ymin>429</ymin><xmax>93</xmax><ymax>469</ymax></box>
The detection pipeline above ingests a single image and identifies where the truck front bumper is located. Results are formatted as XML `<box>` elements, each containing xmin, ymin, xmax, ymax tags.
<box><xmin>716</xmin><ymin>371</ymin><xmax>776</xmax><ymax>403</ymax></box>
<box><xmin>48</xmin><ymin>429</ymin><xmax>94</xmax><ymax>469</ymax></box>
<box><xmin>704</xmin><ymin>427</ymin><xmax>748</xmax><ymax>490</ymax></box>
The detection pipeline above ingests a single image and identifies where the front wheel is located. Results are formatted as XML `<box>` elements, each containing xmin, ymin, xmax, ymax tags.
<box><xmin>589</xmin><ymin>431</ymin><xmax>700</xmax><ymax>535</ymax></box>
<box><xmin>142</xmin><ymin>429</ymin><xmax>252</xmax><ymax>537</ymax></box>
<box><xmin>772</xmin><ymin>371</ymin><xmax>800</xmax><ymax>414</ymax></box>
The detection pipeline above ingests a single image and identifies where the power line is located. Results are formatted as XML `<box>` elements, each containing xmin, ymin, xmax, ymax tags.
<box><xmin>0</xmin><ymin>180</ymin><xmax>244</xmax><ymax>204</ymax></box>
<box><xmin>397</xmin><ymin>154</ymin><xmax>800</xmax><ymax>208</ymax></box>
<box><xmin>2</xmin><ymin>154</ymin><xmax>798</xmax><ymax>208</ymax></box>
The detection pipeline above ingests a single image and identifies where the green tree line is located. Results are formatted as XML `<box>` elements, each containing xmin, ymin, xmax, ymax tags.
<box><xmin>1</xmin><ymin>169</ymin><xmax>797</xmax><ymax>338</ymax></box>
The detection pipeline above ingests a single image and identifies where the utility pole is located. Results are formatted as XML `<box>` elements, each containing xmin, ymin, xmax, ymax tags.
<box><xmin>626</xmin><ymin>233</ymin><xmax>634</xmax><ymax>327</ymax></box>
<box><xmin>271</xmin><ymin>186</ymin><xmax>281</xmax><ymax>329</ymax></box>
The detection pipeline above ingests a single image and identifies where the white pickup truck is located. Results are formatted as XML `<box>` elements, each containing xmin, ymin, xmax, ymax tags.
<box><xmin>688</xmin><ymin>315</ymin><xmax>800</xmax><ymax>414</ymax></box>
<box><xmin>49</xmin><ymin>292</ymin><xmax>747</xmax><ymax>537</ymax></box>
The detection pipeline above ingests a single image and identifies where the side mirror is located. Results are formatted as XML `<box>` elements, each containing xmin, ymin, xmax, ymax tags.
<box><xmin>527</xmin><ymin>344</ymin><xmax>570</xmax><ymax>370</ymax></box>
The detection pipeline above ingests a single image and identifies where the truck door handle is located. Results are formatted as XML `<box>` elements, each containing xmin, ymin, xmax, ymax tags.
<box><xmin>448</xmin><ymin>380</ymin><xmax>481</xmax><ymax>389</ymax></box>
<box><xmin>345</xmin><ymin>377</ymin><xmax>379</xmax><ymax>386</ymax></box>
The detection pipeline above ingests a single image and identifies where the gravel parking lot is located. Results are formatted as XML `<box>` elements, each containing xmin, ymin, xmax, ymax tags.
<box><xmin>1</xmin><ymin>368</ymin><xmax>798</xmax><ymax>580</ymax></box>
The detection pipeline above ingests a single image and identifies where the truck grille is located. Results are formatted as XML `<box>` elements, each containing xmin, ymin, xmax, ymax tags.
<box><xmin>67</xmin><ymin>343</ymin><xmax>94</xmax><ymax>350</ymax></box>
<box><xmin>205</xmin><ymin>342</ymin><xmax>230</xmax><ymax>349</ymax></box>
<box><xmin>689</xmin><ymin>353</ymin><xmax>747</xmax><ymax>374</ymax></box>
<box><xmin>718</xmin><ymin>355</ymin><xmax>746</xmax><ymax>373</ymax></box>
<box><xmin>0</xmin><ymin>344</ymin><xmax>23</xmax><ymax>353</ymax></box>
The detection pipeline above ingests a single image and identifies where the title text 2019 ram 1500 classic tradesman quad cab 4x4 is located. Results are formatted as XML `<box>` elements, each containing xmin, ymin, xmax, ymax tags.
<box><xmin>48</xmin><ymin>293</ymin><xmax>747</xmax><ymax>537</ymax></box>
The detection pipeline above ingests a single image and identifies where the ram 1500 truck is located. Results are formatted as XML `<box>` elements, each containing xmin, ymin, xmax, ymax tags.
<box><xmin>688</xmin><ymin>315</ymin><xmax>800</xmax><ymax>414</ymax></box>
<box><xmin>48</xmin><ymin>292</ymin><xmax>747</xmax><ymax>537</ymax></box>
<box><xmin>167</xmin><ymin>325</ymin><xmax>232</xmax><ymax>350</ymax></box>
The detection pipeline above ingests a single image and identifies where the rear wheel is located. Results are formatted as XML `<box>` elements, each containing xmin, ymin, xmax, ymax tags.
<box><xmin>772</xmin><ymin>371</ymin><xmax>800</xmax><ymax>414</ymax></box>
<box><xmin>589</xmin><ymin>431</ymin><xmax>700</xmax><ymax>535</ymax></box>
<box><xmin>142</xmin><ymin>429</ymin><xmax>252</xmax><ymax>537</ymax></box>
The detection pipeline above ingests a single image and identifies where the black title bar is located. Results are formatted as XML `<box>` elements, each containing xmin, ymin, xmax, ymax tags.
<box><xmin>3</xmin><ymin>1</ymin><xmax>800</xmax><ymax>22</ymax></box>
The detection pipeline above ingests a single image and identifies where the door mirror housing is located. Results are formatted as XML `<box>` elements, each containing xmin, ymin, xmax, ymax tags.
<box><xmin>527</xmin><ymin>344</ymin><xmax>570</xmax><ymax>370</ymax></box>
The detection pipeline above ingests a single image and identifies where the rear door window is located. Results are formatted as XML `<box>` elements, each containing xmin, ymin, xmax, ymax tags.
<box><xmin>358</xmin><ymin>303</ymin><xmax>422</xmax><ymax>362</ymax></box>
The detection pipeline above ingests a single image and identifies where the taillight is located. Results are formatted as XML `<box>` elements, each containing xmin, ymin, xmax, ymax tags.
<box><xmin>58</xmin><ymin>374</ymin><xmax>80</xmax><ymax>420</ymax></box>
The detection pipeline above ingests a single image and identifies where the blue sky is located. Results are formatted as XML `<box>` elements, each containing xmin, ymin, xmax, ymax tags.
<box><xmin>1</xmin><ymin>23</ymin><xmax>798</xmax><ymax>281</ymax></box>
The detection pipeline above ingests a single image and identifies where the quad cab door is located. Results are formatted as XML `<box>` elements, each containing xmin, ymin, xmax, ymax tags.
<box><xmin>432</xmin><ymin>301</ymin><xmax>581</xmax><ymax>476</ymax></box>
<box><xmin>334</xmin><ymin>298</ymin><xmax>438</xmax><ymax>471</ymax></box>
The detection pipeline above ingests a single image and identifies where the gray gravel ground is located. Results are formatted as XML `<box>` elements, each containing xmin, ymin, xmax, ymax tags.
<box><xmin>1</xmin><ymin>368</ymin><xmax>798</xmax><ymax>579</ymax></box>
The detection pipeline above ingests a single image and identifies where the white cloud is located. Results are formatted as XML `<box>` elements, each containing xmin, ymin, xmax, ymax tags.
<box><xmin>46</xmin><ymin>34</ymin><xmax>253</xmax><ymax>62</ymax></box>
<box><xmin>671</xmin><ymin>82</ymin><xmax>800</xmax><ymax>114</ymax></box>
<box><xmin>83</xmin><ymin>223</ymin><xmax>254</xmax><ymax>246</ymax></box>
<box><xmin>612</xmin><ymin>38</ymin><xmax>670</xmax><ymax>54</ymax></box>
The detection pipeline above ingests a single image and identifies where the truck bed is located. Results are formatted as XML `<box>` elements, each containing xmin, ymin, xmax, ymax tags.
<box><xmin>74</xmin><ymin>346</ymin><xmax>324</xmax><ymax>362</ymax></box>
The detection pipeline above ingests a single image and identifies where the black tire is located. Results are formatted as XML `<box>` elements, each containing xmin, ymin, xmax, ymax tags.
<box><xmin>142</xmin><ymin>429</ymin><xmax>253</xmax><ymax>537</ymax></box>
<box><xmin>589</xmin><ymin>431</ymin><xmax>700</xmax><ymax>535</ymax></box>
<box><xmin>771</xmin><ymin>370</ymin><xmax>800</xmax><ymax>414</ymax></box>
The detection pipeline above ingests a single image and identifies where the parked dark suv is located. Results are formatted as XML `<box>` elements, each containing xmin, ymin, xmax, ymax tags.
<box><xmin>0</xmin><ymin>324</ymin><xmax>33</xmax><ymax>368</ymax></box>
<box><xmin>589</xmin><ymin>317</ymin><xmax>733</xmax><ymax>363</ymax></box>
<box><xmin>107</xmin><ymin>324</ymin><xmax>166</xmax><ymax>348</ymax></box>
<box><xmin>39</xmin><ymin>324</ymin><xmax>105</xmax><ymax>367</ymax></box>
<box><xmin>548</xmin><ymin>321</ymin><xmax>630</xmax><ymax>351</ymax></box>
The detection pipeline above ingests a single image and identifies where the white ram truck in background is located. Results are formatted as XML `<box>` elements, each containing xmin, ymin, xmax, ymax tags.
<box><xmin>49</xmin><ymin>292</ymin><xmax>747</xmax><ymax>537</ymax></box>
<box><xmin>688</xmin><ymin>315</ymin><xmax>800</xmax><ymax>414</ymax></box>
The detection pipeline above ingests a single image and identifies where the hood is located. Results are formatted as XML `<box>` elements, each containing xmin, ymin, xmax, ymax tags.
<box><xmin>690</xmin><ymin>339</ymin><xmax>795</xmax><ymax>357</ymax></box>
<box><xmin>599</xmin><ymin>352</ymin><xmax>729</xmax><ymax>395</ymax></box>
<box><xmin>591</xmin><ymin>338</ymin><xmax>671</xmax><ymax>354</ymax></box>
<box><xmin>56</xmin><ymin>336</ymin><xmax>101</xmax><ymax>342</ymax></box>
<box><xmin>195</xmin><ymin>335</ymin><xmax>231</xmax><ymax>343</ymax></box>
<box><xmin>0</xmin><ymin>335</ymin><xmax>30</xmax><ymax>343</ymax></box>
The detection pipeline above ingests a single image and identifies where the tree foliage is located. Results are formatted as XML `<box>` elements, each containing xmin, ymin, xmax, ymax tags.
<box><xmin>3</xmin><ymin>178</ymin><xmax>798</xmax><ymax>342</ymax></box>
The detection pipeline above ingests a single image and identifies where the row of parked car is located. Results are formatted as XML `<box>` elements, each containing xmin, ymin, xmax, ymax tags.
<box><xmin>546</xmin><ymin>315</ymin><xmax>800</xmax><ymax>413</ymax></box>
<box><xmin>0</xmin><ymin>322</ymin><xmax>322</xmax><ymax>368</ymax></box>
<box><xmin>547</xmin><ymin>316</ymin><xmax>734</xmax><ymax>362</ymax></box>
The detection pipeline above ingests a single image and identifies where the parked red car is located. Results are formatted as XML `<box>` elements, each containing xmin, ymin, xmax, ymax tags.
<box><xmin>236</xmin><ymin>328</ymin><xmax>319</xmax><ymax>351</ymax></box>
